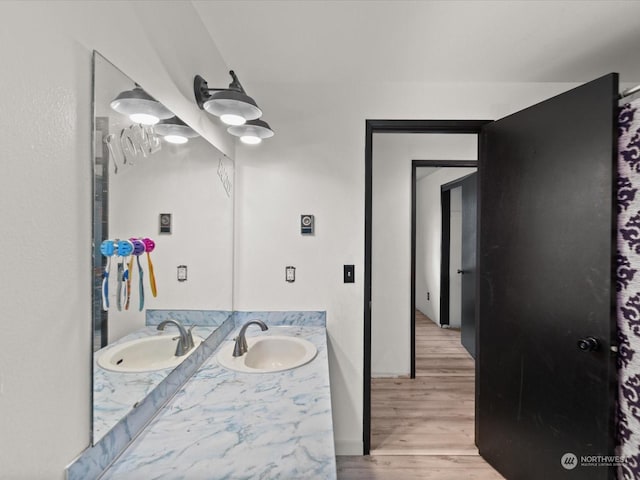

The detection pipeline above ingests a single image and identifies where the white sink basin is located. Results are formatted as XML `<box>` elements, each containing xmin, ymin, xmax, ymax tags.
<box><xmin>217</xmin><ymin>335</ymin><xmax>317</xmax><ymax>373</ymax></box>
<box><xmin>97</xmin><ymin>334</ymin><xmax>204</xmax><ymax>373</ymax></box>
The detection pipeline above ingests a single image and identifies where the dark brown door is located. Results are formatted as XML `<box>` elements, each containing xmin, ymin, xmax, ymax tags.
<box><xmin>460</xmin><ymin>173</ymin><xmax>477</xmax><ymax>358</ymax></box>
<box><xmin>476</xmin><ymin>74</ymin><xmax>618</xmax><ymax>479</ymax></box>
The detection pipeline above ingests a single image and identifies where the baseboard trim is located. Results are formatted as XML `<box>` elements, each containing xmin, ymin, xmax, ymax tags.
<box><xmin>370</xmin><ymin>448</ymin><xmax>480</xmax><ymax>456</ymax></box>
<box><xmin>335</xmin><ymin>440</ymin><xmax>363</xmax><ymax>456</ymax></box>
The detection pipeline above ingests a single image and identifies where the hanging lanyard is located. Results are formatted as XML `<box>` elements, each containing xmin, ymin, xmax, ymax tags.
<box><xmin>125</xmin><ymin>254</ymin><xmax>134</xmax><ymax>310</ymax></box>
<box><xmin>101</xmin><ymin>238</ymin><xmax>154</xmax><ymax>311</ymax></box>
<box><xmin>130</xmin><ymin>238</ymin><xmax>146</xmax><ymax>311</ymax></box>
<box><xmin>100</xmin><ymin>240</ymin><xmax>115</xmax><ymax>311</ymax></box>
<box><xmin>116</xmin><ymin>260</ymin><xmax>124</xmax><ymax>311</ymax></box>
<box><xmin>116</xmin><ymin>240</ymin><xmax>134</xmax><ymax>311</ymax></box>
<box><xmin>142</xmin><ymin>238</ymin><xmax>158</xmax><ymax>297</ymax></box>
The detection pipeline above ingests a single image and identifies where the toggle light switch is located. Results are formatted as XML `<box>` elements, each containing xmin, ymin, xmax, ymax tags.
<box><xmin>344</xmin><ymin>265</ymin><xmax>355</xmax><ymax>283</ymax></box>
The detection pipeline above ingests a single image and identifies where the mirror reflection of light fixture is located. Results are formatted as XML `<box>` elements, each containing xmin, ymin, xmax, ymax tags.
<box><xmin>154</xmin><ymin>116</ymin><xmax>200</xmax><ymax>144</ymax></box>
<box><xmin>227</xmin><ymin>119</ymin><xmax>275</xmax><ymax>145</ymax></box>
<box><xmin>194</xmin><ymin>71</ymin><xmax>262</xmax><ymax>126</ymax></box>
<box><xmin>110</xmin><ymin>86</ymin><xmax>173</xmax><ymax>126</ymax></box>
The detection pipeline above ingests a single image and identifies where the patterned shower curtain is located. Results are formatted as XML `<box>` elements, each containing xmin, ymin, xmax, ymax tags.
<box><xmin>617</xmin><ymin>98</ymin><xmax>640</xmax><ymax>479</ymax></box>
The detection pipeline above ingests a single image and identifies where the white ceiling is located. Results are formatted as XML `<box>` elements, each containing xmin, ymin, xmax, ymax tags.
<box><xmin>192</xmin><ymin>0</ymin><xmax>640</xmax><ymax>86</ymax></box>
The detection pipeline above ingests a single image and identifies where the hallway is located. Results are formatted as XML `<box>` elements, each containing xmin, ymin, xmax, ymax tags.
<box><xmin>336</xmin><ymin>311</ymin><xmax>503</xmax><ymax>479</ymax></box>
<box><xmin>371</xmin><ymin>310</ymin><xmax>476</xmax><ymax>454</ymax></box>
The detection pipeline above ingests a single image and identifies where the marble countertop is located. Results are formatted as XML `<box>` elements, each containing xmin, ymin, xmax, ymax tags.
<box><xmin>93</xmin><ymin>326</ymin><xmax>216</xmax><ymax>442</ymax></box>
<box><xmin>101</xmin><ymin>325</ymin><xmax>336</xmax><ymax>480</ymax></box>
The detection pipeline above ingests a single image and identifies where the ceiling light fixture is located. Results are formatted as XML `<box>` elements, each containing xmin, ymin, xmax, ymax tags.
<box><xmin>154</xmin><ymin>116</ymin><xmax>200</xmax><ymax>144</ymax></box>
<box><xmin>227</xmin><ymin>119</ymin><xmax>275</xmax><ymax>145</ymax></box>
<box><xmin>110</xmin><ymin>86</ymin><xmax>173</xmax><ymax>126</ymax></box>
<box><xmin>194</xmin><ymin>71</ymin><xmax>262</xmax><ymax>126</ymax></box>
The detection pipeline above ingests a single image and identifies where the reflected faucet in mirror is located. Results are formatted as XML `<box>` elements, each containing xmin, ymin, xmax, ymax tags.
<box><xmin>157</xmin><ymin>319</ymin><xmax>195</xmax><ymax>356</ymax></box>
<box><xmin>91</xmin><ymin>51</ymin><xmax>234</xmax><ymax>446</ymax></box>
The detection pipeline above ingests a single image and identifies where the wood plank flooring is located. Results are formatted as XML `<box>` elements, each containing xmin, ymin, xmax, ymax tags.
<box><xmin>371</xmin><ymin>311</ymin><xmax>476</xmax><ymax>455</ymax></box>
<box><xmin>336</xmin><ymin>455</ymin><xmax>504</xmax><ymax>480</ymax></box>
<box><xmin>336</xmin><ymin>311</ymin><xmax>504</xmax><ymax>479</ymax></box>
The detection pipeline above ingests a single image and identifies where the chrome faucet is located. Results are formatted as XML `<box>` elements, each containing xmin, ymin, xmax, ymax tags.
<box><xmin>233</xmin><ymin>320</ymin><xmax>268</xmax><ymax>357</ymax></box>
<box><xmin>157</xmin><ymin>319</ymin><xmax>195</xmax><ymax>356</ymax></box>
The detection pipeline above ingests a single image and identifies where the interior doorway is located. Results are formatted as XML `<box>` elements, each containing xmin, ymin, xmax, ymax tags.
<box><xmin>369</xmin><ymin>159</ymin><xmax>485</xmax><ymax>457</ymax></box>
<box><xmin>411</xmin><ymin>162</ymin><xmax>477</xmax><ymax>376</ymax></box>
<box><xmin>364</xmin><ymin>121</ymin><xmax>490</xmax><ymax>454</ymax></box>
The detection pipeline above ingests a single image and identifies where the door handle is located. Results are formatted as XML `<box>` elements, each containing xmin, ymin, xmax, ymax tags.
<box><xmin>577</xmin><ymin>337</ymin><xmax>600</xmax><ymax>352</ymax></box>
<box><xmin>457</xmin><ymin>269</ymin><xmax>465</xmax><ymax>275</ymax></box>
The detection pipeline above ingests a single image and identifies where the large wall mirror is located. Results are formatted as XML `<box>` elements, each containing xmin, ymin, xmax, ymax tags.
<box><xmin>91</xmin><ymin>52</ymin><xmax>234</xmax><ymax>444</ymax></box>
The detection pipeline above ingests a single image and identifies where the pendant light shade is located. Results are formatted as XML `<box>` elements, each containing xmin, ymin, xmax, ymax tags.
<box><xmin>203</xmin><ymin>90</ymin><xmax>262</xmax><ymax>125</ymax></box>
<box><xmin>194</xmin><ymin>71</ymin><xmax>274</xmax><ymax>144</ymax></box>
<box><xmin>227</xmin><ymin>119</ymin><xmax>275</xmax><ymax>145</ymax></box>
<box><xmin>194</xmin><ymin>72</ymin><xmax>263</xmax><ymax>126</ymax></box>
<box><xmin>110</xmin><ymin>86</ymin><xmax>173</xmax><ymax>126</ymax></box>
<box><xmin>154</xmin><ymin>116</ymin><xmax>199</xmax><ymax>144</ymax></box>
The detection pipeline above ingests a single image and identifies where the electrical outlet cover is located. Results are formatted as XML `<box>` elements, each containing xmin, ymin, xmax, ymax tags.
<box><xmin>286</xmin><ymin>266</ymin><xmax>296</xmax><ymax>282</ymax></box>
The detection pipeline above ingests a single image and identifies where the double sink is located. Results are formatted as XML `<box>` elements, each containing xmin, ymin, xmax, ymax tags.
<box><xmin>97</xmin><ymin>320</ymin><xmax>317</xmax><ymax>374</ymax></box>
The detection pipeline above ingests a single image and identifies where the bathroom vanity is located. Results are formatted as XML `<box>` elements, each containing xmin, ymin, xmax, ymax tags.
<box><xmin>69</xmin><ymin>312</ymin><xmax>336</xmax><ymax>479</ymax></box>
<box><xmin>102</xmin><ymin>315</ymin><xmax>336</xmax><ymax>479</ymax></box>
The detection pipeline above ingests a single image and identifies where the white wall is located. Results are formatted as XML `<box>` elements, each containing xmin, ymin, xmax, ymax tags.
<box><xmin>109</xmin><ymin>138</ymin><xmax>234</xmax><ymax>342</ymax></box>
<box><xmin>415</xmin><ymin>169</ymin><xmax>476</xmax><ymax>329</ymax></box>
<box><xmin>232</xmin><ymin>82</ymin><xmax>581</xmax><ymax>453</ymax></box>
<box><xmin>0</xmin><ymin>2</ymin><xmax>231</xmax><ymax>478</ymax></box>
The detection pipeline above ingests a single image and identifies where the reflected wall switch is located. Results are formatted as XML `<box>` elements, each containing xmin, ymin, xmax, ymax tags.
<box><xmin>301</xmin><ymin>215</ymin><xmax>314</xmax><ymax>235</ymax></box>
<box><xmin>177</xmin><ymin>265</ymin><xmax>187</xmax><ymax>282</ymax></box>
<box><xmin>286</xmin><ymin>266</ymin><xmax>296</xmax><ymax>283</ymax></box>
<box><xmin>160</xmin><ymin>213</ymin><xmax>172</xmax><ymax>234</ymax></box>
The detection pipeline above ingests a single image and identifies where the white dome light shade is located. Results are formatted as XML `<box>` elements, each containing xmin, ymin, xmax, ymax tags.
<box><xmin>129</xmin><ymin>113</ymin><xmax>159</xmax><ymax>126</ymax></box>
<box><xmin>155</xmin><ymin>117</ymin><xmax>199</xmax><ymax>145</ymax></box>
<box><xmin>203</xmin><ymin>90</ymin><xmax>262</xmax><ymax>123</ymax></box>
<box><xmin>164</xmin><ymin>135</ymin><xmax>189</xmax><ymax>144</ymax></box>
<box><xmin>220</xmin><ymin>114</ymin><xmax>246</xmax><ymax>126</ymax></box>
<box><xmin>110</xmin><ymin>87</ymin><xmax>173</xmax><ymax>124</ymax></box>
<box><xmin>227</xmin><ymin>119</ymin><xmax>275</xmax><ymax>144</ymax></box>
<box><xmin>154</xmin><ymin>116</ymin><xmax>199</xmax><ymax>138</ymax></box>
<box><xmin>240</xmin><ymin>136</ymin><xmax>262</xmax><ymax>145</ymax></box>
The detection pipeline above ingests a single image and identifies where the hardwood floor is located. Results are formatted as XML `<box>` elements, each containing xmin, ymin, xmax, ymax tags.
<box><xmin>336</xmin><ymin>311</ymin><xmax>504</xmax><ymax>479</ymax></box>
<box><xmin>371</xmin><ymin>311</ymin><xmax>476</xmax><ymax>455</ymax></box>
<box><xmin>336</xmin><ymin>455</ymin><xmax>504</xmax><ymax>480</ymax></box>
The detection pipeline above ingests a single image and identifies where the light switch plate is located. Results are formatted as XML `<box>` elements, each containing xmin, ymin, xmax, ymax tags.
<box><xmin>344</xmin><ymin>265</ymin><xmax>355</xmax><ymax>283</ymax></box>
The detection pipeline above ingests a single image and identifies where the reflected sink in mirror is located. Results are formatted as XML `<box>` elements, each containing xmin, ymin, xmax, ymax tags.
<box><xmin>217</xmin><ymin>336</ymin><xmax>317</xmax><ymax>373</ymax></box>
<box><xmin>97</xmin><ymin>334</ymin><xmax>205</xmax><ymax>373</ymax></box>
<box><xmin>91</xmin><ymin>52</ymin><xmax>234</xmax><ymax>445</ymax></box>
